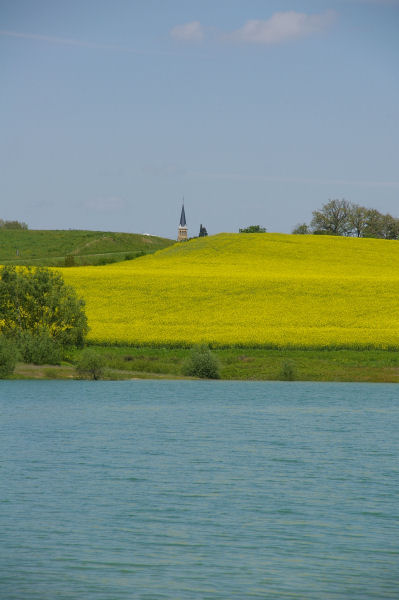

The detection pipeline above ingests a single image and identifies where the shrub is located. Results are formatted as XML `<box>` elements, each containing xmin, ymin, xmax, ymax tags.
<box><xmin>183</xmin><ymin>344</ymin><xmax>220</xmax><ymax>379</ymax></box>
<box><xmin>17</xmin><ymin>329</ymin><xmax>63</xmax><ymax>365</ymax></box>
<box><xmin>0</xmin><ymin>336</ymin><xmax>18</xmax><ymax>378</ymax></box>
<box><xmin>292</xmin><ymin>223</ymin><xmax>310</xmax><ymax>235</ymax></box>
<box><xmin>279</xmin><ymin>360</ymin><xmax>296</xmax><ymax>381</ymax></box>
<box><xmin>239</xmin><ymin>225</ymin><xmax>267</xmax><ymax>233</ymax></box>
<box><xmin>97</xmin><ymin>256</ymin><xmax>118</xmax><ymax>265</ymax></box>
<box><xmin>75</xmin><ymin>348</ymin><xmax>105</xmax><ymax>380</ymax></box>
<box><xmin>43</xmin><ymin>368</ymin><xmax>62</xmax><ymax>379</ymax></box>
<box><xmin>124</xmin><ymin>251</ymin><xmax>145</xmax><ymax>260</ymax></box>
<box><xmin>0</xmin><ymin>219</ymin><xmax>28</xmax><ymax>230</ymax></box>
<box><xmin>64</xmin><ymin>254</ymin><xmax>76</xmax><ymax>267</ymax></box>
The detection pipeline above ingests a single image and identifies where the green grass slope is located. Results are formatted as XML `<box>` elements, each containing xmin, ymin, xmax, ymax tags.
<box><xmin>0</xmin><ymin>229</ymin><xmax>174</xmax><ymax>266</ymax></box>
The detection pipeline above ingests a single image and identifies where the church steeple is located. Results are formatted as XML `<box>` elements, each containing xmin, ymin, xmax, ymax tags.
<box><xmin>177</xmin><ymin>199</ymin><xmax>188</xmax><ymax>241</ymax></box>
<box><xmin>179</xmin><ymin>202</ymin><xmax>186</xmax><ymax>227</ymax></box>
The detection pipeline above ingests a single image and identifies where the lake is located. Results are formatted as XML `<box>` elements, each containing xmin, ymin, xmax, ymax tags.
<box><xmin>1</xmin><ymin>381</ymin><xmax>398</xmax><ymax>599</ymax></box>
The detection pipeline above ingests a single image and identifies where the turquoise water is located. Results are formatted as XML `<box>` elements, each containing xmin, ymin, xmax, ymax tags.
<box><xmin>1</xmin><ymin>381</ymin><xmax>398</xmax><ymax>599</ymax></box>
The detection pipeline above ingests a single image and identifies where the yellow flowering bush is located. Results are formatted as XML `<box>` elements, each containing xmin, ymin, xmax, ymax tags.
<box><xmin>60</xmin><ymin>233</ymin><xmax>399</xmax><ymax>349</ymax></box>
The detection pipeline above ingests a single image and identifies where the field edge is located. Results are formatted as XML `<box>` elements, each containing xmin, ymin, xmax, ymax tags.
<box><xmin>10</xmin><ymin>345</ymin><xmax>399</xmax><ymax>383</ymax></box>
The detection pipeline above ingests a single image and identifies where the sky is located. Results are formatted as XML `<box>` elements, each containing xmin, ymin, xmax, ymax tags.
<box><xmin>1</xmin><ymin>0</ymin><xmax>398</xmax><ymax>239</ymax></box>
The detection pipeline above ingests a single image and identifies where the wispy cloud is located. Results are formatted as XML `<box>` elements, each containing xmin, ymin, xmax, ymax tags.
<box><xmin>0</xmin><ymin>29</ymin><xmax>123</xmax><ymax>50</ymax></box>
<box><xmin>226</xmin><ymin>11</ymin><xmax>336</xmax><ymax>45</ymax></box>
<box><xmin>170</xmin><ymin>21</ymin><xmax>204</xmax><ymax>42</ymax></box>
<box><xmin>0</xmin><ymin>29</ymin><xmax>185</xmax><ymax>57</ymax></box>
<box><xmin>169</xmin><ymin>11</ymin><xmax>336</xmax><ymax>46</ymax></box>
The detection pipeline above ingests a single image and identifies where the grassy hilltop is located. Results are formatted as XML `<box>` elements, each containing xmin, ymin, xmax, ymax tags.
<box><xmin>61</xmin><ymin>233</ymin><xmax>399</xmax><ymax>349</ymax></box>
<box><xmin>0</xmin><ymin>229</ymin><xmax>173</xmax><ymax>266</ymax></box>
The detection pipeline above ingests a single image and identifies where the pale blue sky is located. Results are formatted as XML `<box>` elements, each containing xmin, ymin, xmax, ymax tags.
<box><xmin>1</xmin><ymin>0</ymin><xmax>398</xmax><ymax>238</ymax></box>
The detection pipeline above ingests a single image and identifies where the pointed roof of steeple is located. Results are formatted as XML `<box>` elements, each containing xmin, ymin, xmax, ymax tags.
<box><xmin>179</xmin><ymin>200</ymin><xmax>186</xmax><ymax>227</ymax></box>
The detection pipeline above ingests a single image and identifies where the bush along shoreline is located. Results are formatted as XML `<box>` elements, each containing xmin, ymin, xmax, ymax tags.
<box><xmin>0</xmin><ymin>265</ymin><xmax>88</xmax><ymax>379</ymax></box>
<box><xmin>5</xmin><ymin>345</ymin><xmax>399</xmax><ymax>382</ymax></box>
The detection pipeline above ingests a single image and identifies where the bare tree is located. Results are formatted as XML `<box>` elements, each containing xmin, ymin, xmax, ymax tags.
<box><xmin>363</xmin><ymin>209</ymin><xmax>384</xmax><ymax>238</ymax></box>
<box><xmin>298</xmin><ymin>200</ymin><xmax>399</xmax><ymax>240</ymax></box>
<box><xmin>380</xmin><ymin>213</ymin><xmax>399</xmax><ymax>240</ymax></box>
<box><xmin>348</xmin><ymin>204</ymin><xmax>368</xmax><ymax>237</ymax></box>
<box><xmin>310</xmin><ymin>199</ymin><xmax>351</xmax><ymax>236</ymax></box>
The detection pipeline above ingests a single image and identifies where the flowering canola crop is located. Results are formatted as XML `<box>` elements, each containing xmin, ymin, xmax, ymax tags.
<box><xmin>60</xmin><ymin>233</ymin><xmax>399</xmax><ymax>349</ymax></box>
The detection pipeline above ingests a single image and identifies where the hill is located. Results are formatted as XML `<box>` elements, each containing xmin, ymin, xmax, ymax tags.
<box><xmin>61</xmin><ymin>233</ymin><xmax>399</xmax><ymax>349</ymax></box>
<box><xmin>0</xmin><ymin>229</ymin><xmax>174</xmax><ymax>266</ymax></box>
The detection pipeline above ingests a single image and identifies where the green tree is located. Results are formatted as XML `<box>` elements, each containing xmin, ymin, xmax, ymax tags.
<box><xmin>17</xmin><ymin>328</ymin><xmax>63</xmax><ymax>365</ymax></box>
<box><xmin>183</xmin><ymin>344</ymin><xmax>220</xmax><ymax>379</ymax></box>
<box><xmin>75</xmin><ymin>348</ymin><xmax>105</xmax><ymax>380</ymax></box>
<box><xmin>239</xmin><ymin>225</ymin><xmax>267</xmax><ymax>233</ymax></box>
<box><xmin>292</xmin><ymin>223</ymin><xmax>310</xmax><ymax>235</ymax></box>
<box><xmin>0</xmin><ymin>219</ymin><xmax>28</xmax><ymax>230</ymax></box>
<box><xmin>0</xmin><ymin>266</ymin><xmax>88</xmax><ymax>348</ymax></box>
<box><xmin>199</xmin><ymin>224</ymin><xmax>208</xmax><ymax>237</ymax></box>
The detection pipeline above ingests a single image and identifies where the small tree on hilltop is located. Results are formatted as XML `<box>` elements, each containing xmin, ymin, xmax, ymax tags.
<box><xmin>292</xmin><ymin>223</ymin><xmax>309</xmax><ymax>235</ymax></box>
<box><xmin>239</xmin><ymin>225</ymin><xmax>267</xmax><ymax>233</ymax></box>
<box><xmin>0</xmin><ymin>219</ymin><xmax>28</xmax><ymax>230</ymax></box>
<box><xmin>310</xmin><ymin>199</ymin><xmax>351</xmax><ymax>236</ymax></box>
<box><xmin>296</xmin><ymin>200</ymin><xmax>399</xmax><ymax>239</ymax></box>
<box><xmin>347</xmin><ymin>203</ymin><xmax>368</xmax><ymax>238</ymax></box>
<box><xmin>199</xmin><ymin>224</ymin><xmax>208</xmax><ymax>237</ymax></box>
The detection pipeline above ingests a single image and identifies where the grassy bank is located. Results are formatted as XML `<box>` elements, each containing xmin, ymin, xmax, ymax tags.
<box><xmin>0</xmin><ymin>229</ymin><xmax>173</xmax><ymax>266</ymax></box>
<box><xmin>12</xmin><ymin>346</ymin><xmax>399</xmax><ymax>382</ymax></box>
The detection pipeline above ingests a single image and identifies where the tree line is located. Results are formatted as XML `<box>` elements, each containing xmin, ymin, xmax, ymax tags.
<box><xmin>0</xmin><ymin>219</ymin><xmax>28</xmax><ymax>230</ymax></box>
<box><xmin>293</xmin><ymin>199</ymin><xmax>399</xmax><ymax>239</ymax></box>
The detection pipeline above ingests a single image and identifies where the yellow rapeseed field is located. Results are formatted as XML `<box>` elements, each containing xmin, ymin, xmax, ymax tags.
<box><xmin>60</xmin><ymin>233</ymin><xmax>399</xmax><ymax>348</ymax></box>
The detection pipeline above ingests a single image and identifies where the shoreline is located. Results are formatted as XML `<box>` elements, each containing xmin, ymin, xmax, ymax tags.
<box><xmin>9</xmin><ymin>346</ymin><xmax>399</xmax><ymax>383</ymax></box>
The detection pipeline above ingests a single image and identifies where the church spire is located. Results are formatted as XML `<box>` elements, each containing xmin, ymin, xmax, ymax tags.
<box><xmin>179</xmin><ymin>199</ymin><xmax>186</xmax><ymax>227</ymax></box>
<box><xmin>177</xmin><ymin>198</ymin><xmax>188</xmax><ymax>241</ymax></box>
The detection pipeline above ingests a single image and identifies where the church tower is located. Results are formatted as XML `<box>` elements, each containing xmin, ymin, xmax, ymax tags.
<box><xmin>177</xmin><ymin>200</ymin><xmax>188</xmax><ymax>241</ymax></box>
